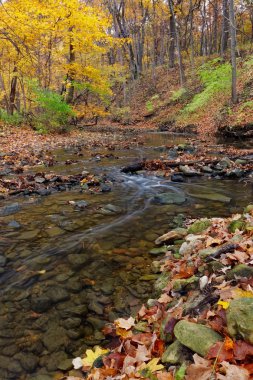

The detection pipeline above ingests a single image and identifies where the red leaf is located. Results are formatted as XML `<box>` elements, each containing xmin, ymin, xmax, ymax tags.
<box><xmin>207</xmin><ymin>341</ymin><xmax>234</xmax><ymax>362</ymax></box>
<box><xmin>103</xmin><ymin>352</ymin><xmax>126</xmax><ymax>369</ymax></box>
<box><xmin>234</xmin><ymin>341</ymin><xmax>253</xmax><ymax>361</ymax></box>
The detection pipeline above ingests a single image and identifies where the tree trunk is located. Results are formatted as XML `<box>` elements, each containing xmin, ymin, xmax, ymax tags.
<box><xmin>229</xmin><ymin>0</ymin><xmax>237</xmax><ymax>103</ymax></box>
<box><xmin>169</xmin><ymin>11</ymin><xmax>175</xmax><ymax>68</ymax></box>
<box><xmin>168</xmin><ymin>0</ymin><xmax>185</xmax><ymax>86</ymax></box>
<box><xmin>65</xmin><ymin>36</ymin><xmax>75</xmax><ymax>104</ymax></box>
<box><xmin>221</xmin><ymin>0</ymin><xmax>229</xmax><ymax>57</ymax></box>
<box><xmin>9</xmin><ymin>66</ymin><xmax>18</xmax><ymax>115</ymax></box>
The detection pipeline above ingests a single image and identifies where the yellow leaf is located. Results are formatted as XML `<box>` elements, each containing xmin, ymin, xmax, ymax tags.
<box><xmin>232</xmin><ymin>288</ymin><xmax>253</xmax><ymax>299</ymax></box>
<box><xmin>217</xmin><ymin>300</ymin><xmax>230</xmax><ymax>309</ymax></box>
<box><xmin>82</xmin><ymin>346</ymin><xmax>109</xmax><ymax>369</ymax></box>
<box><xmin>139</xmin><ymin>358</ymin><xmax>164</xmax><ymax>373</ymax></box>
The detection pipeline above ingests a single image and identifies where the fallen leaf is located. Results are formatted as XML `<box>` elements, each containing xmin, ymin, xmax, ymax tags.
<box><xmin>186</xmin><ymin>354</ymin><xmax>213</xmax><ymax>380</ymax></box>
<box><xmin>207</xmin><ymin>341</ymin><xmax>233</xmax><ymax>362</ymax></box>
<box><xmin>157</xmin><ymin>372</ymin><xmax>174</xmax><ymax>380</ymax></box>
<box><xmin>234</xmin><ymin>340</ymin><xmax>253</xmax><ymax>360</ymax></box>
<box><xmin>115</xmin><ymin>316</ymin><xmax>135</xmax><ymax>330</ymax></box>
<box><xmin>139</xmin><ymin>358</ymin><xmax>164</xmax><ymax>374</ymax></box>
<box><xmin>217</xmin><ymin>300</ymin><xmax>230</xmax><ymax>309</ymax></box>
<box><xmin>72</xmin><ymin>357</ymin><xmax>83</xmax><ymax>370</ymax></box>
<box><xmin>217</xmin><ymin>361</ymin><xmax>249</xmax><ymax>379</ymax></box>
<box><xmin>158</xmin><ymin>293</ymin><xmax>172</xmax><ymax>304</ymax></box>
<box><xmin>82</xmin><ymin>346</ymin><xmax>110</xmax><ymax>370</ymax></box>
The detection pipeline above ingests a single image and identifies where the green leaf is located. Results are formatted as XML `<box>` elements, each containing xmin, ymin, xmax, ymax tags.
<box><xmin>175</xmin><ymin>363</ymin><xmax>187</xmax><ymax>380</ymax></box>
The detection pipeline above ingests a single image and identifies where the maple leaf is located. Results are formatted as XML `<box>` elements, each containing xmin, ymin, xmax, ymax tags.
<box><xmin>80</xmin><ymin>346</ymin><xmax>109</xmax><ymax>370</ymax></box>
<box><xmin>139</xmin><ymin>358</ymin><xmax>164</xmax><ymax>374</ymax></box>
<box><xmin>115</xmin><ymin>316</ymin><xmax>135</xmax><ymax>330</ymax></box>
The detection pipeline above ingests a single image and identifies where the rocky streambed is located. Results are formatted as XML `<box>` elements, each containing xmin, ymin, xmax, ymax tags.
<box><xmin>0</xmin><ymin>130</ymin><xmax>252</xmax><ymax>379</ymax></box>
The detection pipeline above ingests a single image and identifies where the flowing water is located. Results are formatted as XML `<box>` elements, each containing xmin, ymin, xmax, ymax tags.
<box><xmin>0</xmin><ymin>132</ymin><xmax>252</xmax><ymax>379</ymax></box>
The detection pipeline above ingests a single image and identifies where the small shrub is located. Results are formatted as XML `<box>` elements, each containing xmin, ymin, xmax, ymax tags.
<box><xmin>145</xmin><ymin>94</ymin><xmax>160</xmax><ymax>113</ymax></box>
<box><xmin>145</xmin><ymin>100</ymin><xmax>154</xmax><ymax>112</ymax></box>
<box><xmin>170</xmin><ymin>87</ymin><xmax>187</xmax><ymax>102</ymax></box>
<box><xmin>110</xmin><ymin>106</ymin><xmax>131</xmax><ymax>124</ymax></box>
<box><xmin>0</xmin><ymin>109</ymin><xmax>23</xmax><ymax>125</ymax></box>
<box><xmin>29</xmin><ymin>80</ymin><xmax>75</xmax><ymax>133</ymax></box>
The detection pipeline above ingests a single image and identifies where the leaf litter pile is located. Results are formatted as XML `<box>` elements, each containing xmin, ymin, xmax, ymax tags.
<box><xmin>66</xmin><ymin>206</ymin><xmax>253</xmax><ymax>380</ymax></box>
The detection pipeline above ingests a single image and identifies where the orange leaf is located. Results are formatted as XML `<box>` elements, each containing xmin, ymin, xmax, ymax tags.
<box><xmin>224</xmin><ymin>336</ymin><xmax>234</xmax><ymax>351</ymax></box>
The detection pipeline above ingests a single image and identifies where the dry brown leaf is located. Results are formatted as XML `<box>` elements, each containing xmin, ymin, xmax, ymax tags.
<box><xmin>217</xmin><ymin>361</ymin><xmax>249</xmax><ymax>380</ymax></box>
<box><xmin>185</xmin><ymin>354</ymin><xmax>213</xmax><ymax>380</ymax></box>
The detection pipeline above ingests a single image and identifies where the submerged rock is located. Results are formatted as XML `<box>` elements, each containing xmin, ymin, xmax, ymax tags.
<box><xmin>187</xmin><ymin>189</ymin><xmax>231</xmax><ymax>203</ymax></box>
<box><xmin>227</xmin><ymin>298</ymin><xmax>253</xmax><ymax>344</ymax></box>
<box><xmin>174</xmin><ymin>320</ymin><xmax>222</xmax><ymax>356</ymax></box>
<box><xmin>153</xmin><ymin>191</ymin><xmax>186</xmax><ymax>205</ymax></box>
<box><xmin>42</xmin><ymin>326</ymin><xmax>68</xmax><ymax>352</ymax></box>
<box><xmin>0</xmin><ymin>203</ymin><xmax>21</xmax><ymax>216</ymax></box>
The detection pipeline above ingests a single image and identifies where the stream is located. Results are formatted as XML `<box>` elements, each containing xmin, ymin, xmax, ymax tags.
<box><xmin>0</xmin><ymin>132</ymin><xmax>252</xmax><ymax>379</ymax></box>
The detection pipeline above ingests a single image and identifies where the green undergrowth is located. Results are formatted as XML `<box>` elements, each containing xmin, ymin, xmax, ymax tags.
<box><xmin>182</xmin><ymin>59</ymin><xmax>231</xmax><ymax>115</ymax></box>
<box><xmin>0</xmin><ymin>109</ymin><xmax>24</xmax><ymax>126</ymax></box>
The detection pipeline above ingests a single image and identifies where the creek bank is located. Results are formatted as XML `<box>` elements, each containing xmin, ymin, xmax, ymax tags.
<box><xmin>122</xmin><ymin>153</ymin><xmax>253</xmax><ymax>183</ymax></box>
<box><xmin>68</xmin><ymin>205</ymin><xmax>253</xmax><ymax>379</ymax></box>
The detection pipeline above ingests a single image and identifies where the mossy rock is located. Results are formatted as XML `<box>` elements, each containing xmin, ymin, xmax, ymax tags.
<box><xmin>174</xmin><ymin>320</ymin><xmax>222</xmax><ymax>356</ymax></box>
<box><xmin>227</xmin><ymin>298</ymin><xmax>253</xmax><ymax>344</ymax></box>
<box><xmin>173</xmin><ymin>275</ymin><xmax>198</xmax><ymax>291</ymax></box>
<box><xmin>228</xmin><ymin>219</ymin><xmax>246</xmax><ymax>233</ymax></box>
<box><xmin>162</xmin><ymin>340</ymin><xmax>185</xmax><ymax>364</ymax></box>
<box><xmin>155</xmin><ymin>273</ymin><xmax>170</xmax><ymax>292</ymax></box>
<box><xmin>188</xmin><ymin>219</ymin><xmax>211</xmax><ymax>234</ymax></box>
<box><xmin>226</xmin><ymin>264</ymin><xmax>253</xmax><ymax>280</ymax></box>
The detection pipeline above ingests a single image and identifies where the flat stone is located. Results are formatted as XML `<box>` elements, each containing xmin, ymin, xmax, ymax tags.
<box><xmin>42</xmin><ymin>326</ymin><xmax>68</xmax><ymax>352</ymax></box>
<box><xmin>88</xmin><ymin>301</ymin><xmax>104</xmax><ymax>315</ymax></box>
<box><xmin>46</xmin><ymin>287</ymin><xmax>69</xmax><ymax>304</ymax></box>
<box><xmin>179</xmin><ymin>165</ymin><xmax>200</xmax><ymax>176</ymax></box>
<box><xmin>67</xmin><ymin>253</ymin><xmax>88</xmax><ymax>267</ymax></box>
<box><xmin>0</xmin><ymin>203</ymin><xmax>21</xmax><ymax>216</ymax></box>
<box><xmin>47</xmin><ymin>226</ymin><xmax>64</xmax><ymax>237</ymax></box>
<box><xmin>19</xmin><ymin>229</ymin><xmax>40</xmax><ymax>240</ymax></box>
<box><xmin>46</xmin><ymin>351</ymin><xmax>68</xmax><ymax>371</ymax></box>
<box><xmin>62</xmin><ymin>317</ymin><xmax>82</xmax><ymax>329</ymax></box>
<box><xmin>174</xmin><ymin>320</ymin><xmax>222</xmax><ymax>356</ymax></box>
<box><xmin>155</xmin><ymin>228</ymin><xmax>187</xmax><ymax>245</ymax></box>
<box><xmin>8</xmin><ymin>220</ymin><xmax>21</xmax><ymax>229</ymax></box>
<box><xmin>187</xmin><ymin>189</ymin><xmax>231</xmax><ymax>203</ymax></box>
<box><xmin>16</xmin><ymin>353</ymin><xmax>38</xmax><ymax>373</ymax></box>
<box><xmin>99</xmin><ymin>204</ymin><xmax>122</xmax><ymax>215</ymax></box>
<box><xmin>75</xmin><ymin>200</ymin><xmax>89</xmax><ymax>209</ymax></box>
<box><xmin>153</xmin><ymin>191</ymin><xmax>186</xmax><ymax>205</ymax></box>
<box><xmin>57</xmin><ymin>358</ymin><xmax>73</xmax><ymax>371</ymax></box>
<box><xmin>0</xmin><ymin>255</ymin><xmax>6</xmax><ymax>267</ymax></box>
<box><xmin>149</xmin><ymin>246</ymin><xmax>168</xmax><ymax>255</ymax></box>
<box><xmin>227</xmin><ymin>298</ymin><xmax>253</xmax><ymax>344</ymax></box>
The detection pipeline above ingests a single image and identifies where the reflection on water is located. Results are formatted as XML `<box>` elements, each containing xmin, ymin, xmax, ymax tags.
<box><xmin>0</xmin><ymin>132</ymin><xmax>252</xmax><ymax>379</ymax></box>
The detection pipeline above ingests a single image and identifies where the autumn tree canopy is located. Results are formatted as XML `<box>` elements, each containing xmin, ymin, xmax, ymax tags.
<box><xmin>0</xmin><ymin>0</ymin><xmax>252</xmax><ymax>128</ymax></box>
